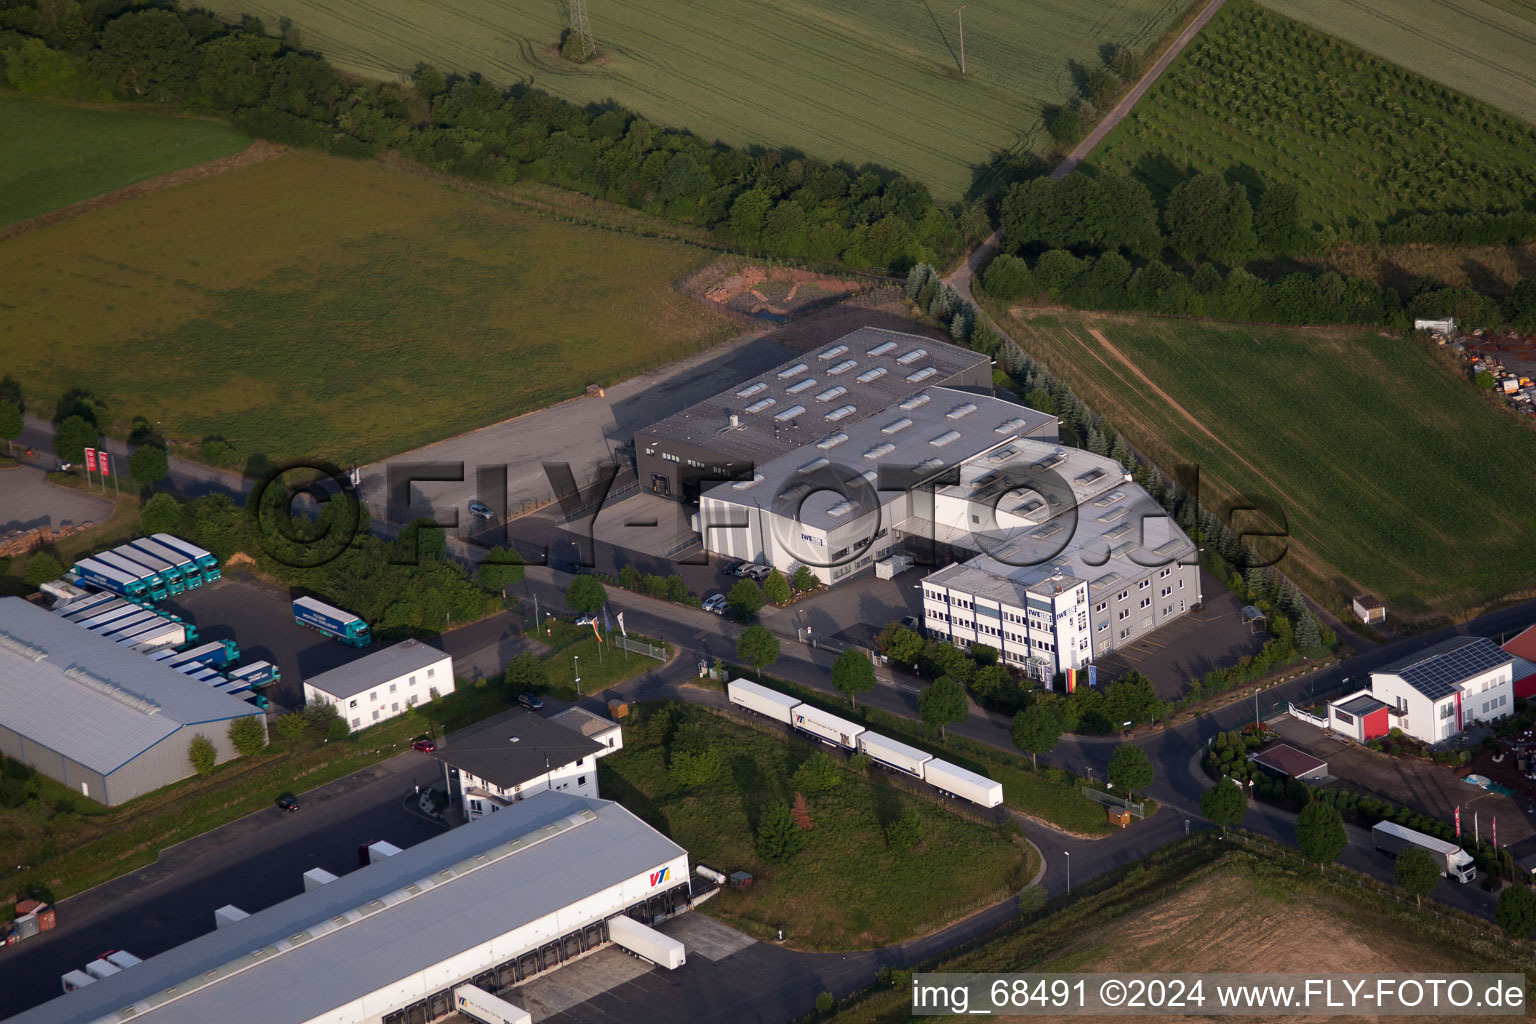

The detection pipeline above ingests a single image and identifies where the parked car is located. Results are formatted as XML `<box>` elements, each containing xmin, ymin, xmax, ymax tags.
<box><xmin>720</xmin><ymin>561</ymin><xmax>743</xmax><ymax>576</ymax></box>
<box><xmin>574</xmin><ymin>615</ymin><xmax>597</xmax><ymax>626</ymax></box>
<box><xmin>467</xmin><ymin>500</ymin><xmax>495</xmax><ymax>521</ymax></box>
<box><xmin>411</xmin><ymin>738</ymin><xmax>437</xmax><ymax>753</ymax></box>
<box><xmin>701</xmin><ymin>593</ymin><xmax>727</xmax><ymax>614</ymax></box>
<box><xmin>276</xmin><ymin>795</ymin><xmax>300</xmax><ymax>813</ymax></box>
<box><xmin>745</xmin><ymin>564</ymin><xmax>773</xmax><ymax>580</ymax></box>
<box><xmin>900</xmin><ymin>615</ymin><xmax>921</xmax><ymax>631</ymax></box>
<box><xmin>518</xmin><ymin>693</ymin><xmax>544</xmax><ymax>710</ymax></box>
<box><xmin>732</xmin><ymin>562</ymin><xmax>757</xmax><ymax>577</ymax></box>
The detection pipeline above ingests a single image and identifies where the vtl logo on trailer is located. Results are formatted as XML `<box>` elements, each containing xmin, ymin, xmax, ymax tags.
<box><xmin>649</xmin><ymin>867</ymin><xmax>670</xmax><ymax>887</ymax></box>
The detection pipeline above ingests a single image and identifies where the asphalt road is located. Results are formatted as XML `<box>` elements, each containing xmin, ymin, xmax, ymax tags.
<box><xmin>0</xmin><ymin>753</ymin><xmax>447</xmax><ymax>1016</ymax></box>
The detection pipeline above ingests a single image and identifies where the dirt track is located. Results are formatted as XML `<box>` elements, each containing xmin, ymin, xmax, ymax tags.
<box><xmin>0</xmin><ymin>139</ymin><xmax>288</xmax><ymax>243</ymax></box>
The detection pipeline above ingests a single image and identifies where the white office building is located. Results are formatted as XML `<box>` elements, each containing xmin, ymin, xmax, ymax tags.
<box><xmin>432</xmin><ymin>711</ymin><xmax>609</xmax><ymax>820</ymax></box>
<box><xmin>303</xmin><ymin>640</ymin><xmax>451</xmax><ymax>731</ymax></box>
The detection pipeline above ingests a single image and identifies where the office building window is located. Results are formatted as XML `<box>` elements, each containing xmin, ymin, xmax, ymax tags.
<box><xmin>389</xmin><ymin>683</ymin><xmax>398</xmax><ymax>693</ymax></box>
<box><xmin>392</xmin><ymin>702</ymin><xmax>399</xmax><ymax>712</ymax></box>
<box><xmin>352</xmin><ymin>718</ymin><xmax>361</xmax><ymax>728</ymax></box>
<box><xmin>370</xmin><ymin>691</ymin><xmax>378</xmax><ymax>701</ymax></box>
<box><xmin>578</xmin><ymin>776</ymin><xmax>587</xmax><ymax>787</ymax></box>
<box><xmin>349</xmin><ymin>698</ymin><xmax>358</xmax><ymax>708</ymax></box>
<box><xmin>372</xmin><ymin>710</ymin><xmax>381</xmax><ymax>721</ymax></box>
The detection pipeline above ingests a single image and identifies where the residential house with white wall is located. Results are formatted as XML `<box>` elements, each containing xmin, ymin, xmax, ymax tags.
<box><xmin>1368</xmin><ymin>637</ymin><xmax>1514</xmax><ymax>744</ymax></box>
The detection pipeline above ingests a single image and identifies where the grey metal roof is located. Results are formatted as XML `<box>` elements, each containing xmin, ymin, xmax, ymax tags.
<box><xmin>1376</xmin><ymin>637</ymin><xmax>1513</xmax><ymax>700</ymax></box>
<box><xmin>703</xmin><ymin>389</ymin><xmax>1056</xmax><ymax>532</ymax></box>
<box><xmin>431</xmin><ymin>710</ymin><xmax>605</xmax><ymax>788</ymax></box>
<box><xmin>548</xmin><ymin>705</ymin><xmax>621</xmax><ymax>740</ymax></box>
<box><xmin>0</xmin><ymin>598</ymin><xmax>261</xmax><ymax>775</ymax></box>
<box><xmin>641</xmin><ymin>327</ymin><xmax>990</xmax><ymax>466</ymax></box>
<box><xmin>303</xmin><ymin>639</ymin><xmax>450</xmax><ymax>699</ymax></box>
<box><xmin>13</xmin><ymin>792</ymin><xmax>686</xmax><ymax>1024</ymax></box>
<box><xmin>1336</xmin><ymin>693</ymin><xmax>1391</xmax><ymax>717</ymax></box>
<box><xmin>920</xmin><ymin>444</ymin><xmax>1193</xmax><ymax>605</ymax></box>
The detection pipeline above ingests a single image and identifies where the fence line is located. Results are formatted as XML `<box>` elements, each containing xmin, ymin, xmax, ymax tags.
<box><xmin>1286</xmin><ymin>703</ymin><xmax>1329</xmax><ymax>729</ymax></box>
<box><xmin>614</xmin><ymin>635</ymin><xmax>667</xmax><ymax>661</ymax></box>
<box><xmin>1079</xmin><ymin>786</ymin><xmax>1145</xmax><ymax>818</ymax></box>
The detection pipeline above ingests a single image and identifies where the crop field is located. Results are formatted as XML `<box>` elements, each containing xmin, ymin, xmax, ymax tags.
<box><xmin>601</xmin><ymin>703</ymin><xmax>1033</xmax><ymax>949</ymax></box>
<box><xmin>1088</xmin><ymin>0</ymin><xmax>1536</xmax><ymax>231</ymax></box>
<box><xmin>997</xmin><ymin>307</ymin><xmax>1536</xmax><ymax>619</ymax></box>
<box><xmin>0</xmin><ymin>96</ymin><xmax>250</xmax><ymax>227</ymax></box>
<box><xmin>1259</xmin><ymin>0</ymin><xmax>1536</xmax><ymax>125</ymax></box>
<box><xmin>203</xmin><ymin>0</ymin><xmax>1189</xmax><ymax>199</ymax></box>
<box><xmin>0</xmin><ymin>150</ymin><xmax>735</xmax><ymax>466</ymax></box>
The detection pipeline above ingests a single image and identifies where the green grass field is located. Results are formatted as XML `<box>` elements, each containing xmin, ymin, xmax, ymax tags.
<box><xmin>1258</xmin><ymin>0</ymin><xmax>1536</xmax><ymax>125</ymax></box>
<box><xmin>1088</xmin><ymin>0</ymin><xmax>1536</xmax><ymax>232</ymax></box>
<box><xmin>997</xmin><ymin>307</ymin><xmax>1536</xmax><ymax>619</ymax></box>
<box><xmin>601</xmin><ymin>703</ymin><xmax>1033</xmax><ymax>949</ymax></box>
<box><xmin>203</xmin><ymin>0</ymin><xmax>1188</xmax><ymax>199</ymax></box>
<box><xmin>0</xmin><ymin>149</ymin><xmax>735</xmax><ymax>466</ymax></box>
<box><xmin>0</xmin><ymin>95</ymin><xmax>250</xmax><ymax>227</ymax></box>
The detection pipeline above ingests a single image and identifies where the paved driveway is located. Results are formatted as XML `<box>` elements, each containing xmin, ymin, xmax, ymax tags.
<box><xmin>0</xmin><ymin>464</ymin><xmax>113</xmax><ymax>533</ymax></box>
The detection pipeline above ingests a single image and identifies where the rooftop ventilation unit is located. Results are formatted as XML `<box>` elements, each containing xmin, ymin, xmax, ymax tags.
<box><xmin>946</xmin><ymin>403</ymin><xmax>978</xmax><ymax>419</ymax></box>
<box><xmin>786</xmin><ymin>377</ymin><xmax>817</xmax><ymax>394</ymax></box>
<box><xmin>906</xmin><ymin>367</ymin><xmax>938</xmax><ymax>383</ymax></box>
<box><xmin>896</xmin><ymin>347</ymin><xmax>928</xmax><ymax>364</ymax></box>
<box><xmin>929</xmin><ymin>429</ymin><xmax>962</xmax><ymax>447</ymax></box>
<box><xmin>799</xmin><ymin>456</ymin><xmax>831</xmax><ymax>474</ymax></box>
<box><xmin>825</xmin><ymin>404</ymin><xmax>857</xmax><ymax>422</ymax></box>
<box><xmin>777</xmin><ymin>362</ymin><xmax>809</xmax><ymax>379</ymax></box>
<box><xmin>881</xmin><ymin>417</ymin><xmax>913</xmax><ymax>434</ymax></box>
<box><xmin>826</xmin><ymin>359</ymin><xmax>858</xmax><ymax>375</ymax></box>
<box><xmin>864</xmin><ymin>443</ymin><xmax>896</xmax><ymax>460</ymax></box>
<box><xmin>819</xmin><ymin>344</ymin><xmax>849</xmax><ymax>360</ymax></box>
<box><xmin>867</xmin><ymin>340</ymin><xmax>898</xmax><ymax>356</ymax></box>
<box><xmin>774</xmin><ymin>404</ymin><xmax>806</xmax><ymax>421</ymax></box>
<box><xmin>900</xmin><ymin>393</ymin><xmax>931</xmax><ymax>410</ymax></box>
<box><xmin>816</xmin><ymin>385</ymin><xmax>848</xmax><ymax>402</ymax></box>
<box><xmin>856</xmin><ymin>366</ymin><xmax>888</xmax><ymax>383</ymax></box>
<box><xmin>737</xmin><ymin>382</ymin><xmax>768</xmax><ymax>398</ymax></box>
<box><xmin>816</xmin><ymin>432</ymin><xmax>849</xmax><ymax>450</ymax></box>
<box><xmin>995</xmin><ymin>417</ymin><xmax>1027</xmax><ymax>433</ymax></box>
<box><xmin>745</xmin><ymin>397</ymin><xmax>777</xmax><ymax>414</ymax></box>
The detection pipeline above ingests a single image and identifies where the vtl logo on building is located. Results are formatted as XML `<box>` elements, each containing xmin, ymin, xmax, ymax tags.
<box><xmin>649</xmin><ymin>866</ymin><xmax>670</xmax><ymax>887</ymax></box>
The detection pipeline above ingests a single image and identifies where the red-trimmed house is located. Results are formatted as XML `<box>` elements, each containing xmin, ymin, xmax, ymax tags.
<box><xmin>1328</xmin><ymin>690</ymin><xmax>1393</xmax><ymax>743</ymax></box>
<box><xmin>1502</xmin><ymin>624</ymin><xmax>1536</xmax><ymax>699</ymax></box>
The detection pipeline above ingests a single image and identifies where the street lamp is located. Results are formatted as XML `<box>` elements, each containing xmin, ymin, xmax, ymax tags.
<box><xmin>1064</xmin><ymin>851</ymin><xmax>1071</xmax><ymax>894</ymax></box>
<box><xmin>545</xmin><ymin>612</ymin><xmax>552</xmax><ymax>637</ymax></box>
<box><xmin>573</xmin><ymin>654</ymin><xmax>581</xmax><ymax>696</ymax></box>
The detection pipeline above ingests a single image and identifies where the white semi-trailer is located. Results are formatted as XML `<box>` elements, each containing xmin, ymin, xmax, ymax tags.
<box><xmin>60</xmin><ymin>970</ymin><xmax>95</xmax><ymax>992</ymax></box>
<box><xmin>790</xmin><ymin>705</ymin><xmax>865</xmax><ymax>750</ymax></box>
<box><xmin>858</xmin><ymin>733</ymin><xmax>933</xmax><ymax>778</ymax></box>
<box><xmin>1371</xmin><ymin>821</ymin><xmax>1476</xmax><ymax>882</ymax></box>
<box><xmin>607</xmin><ymin>914</ymin><xmax>686</xmax><ymax>969</ymax></box>
<box><xmin>103</xmin><ymin>950</ymin><xmax>142</xmax><ymax>970</ymax></box>
<box><xmin>925</xmin><ymin>759</ymin><xmax>1004</xmax><ymax>808</ymax></box>
<box><xmin>83</xmin><ymin>959</ymin><xmax>121</xmax><ymax>981</ymax></box>
<box><xmin>452</xmin><ymin>983</ymin><xmax>532</xmax><ymax>1024</ymax></box>
<box><xmin>727</xmin><ymin>678</ymin><xmax>801</xmax><ymax>724</ymax></box>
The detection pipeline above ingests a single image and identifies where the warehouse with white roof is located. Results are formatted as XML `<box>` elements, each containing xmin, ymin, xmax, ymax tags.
<box><xmin>0</xmin><ymin>597</ymin><xmax>266</xmax><ymax>805</ymax></box>
<box><xmin>12</xmin><ymin>791</ymin><xmax>694</xmax><ymax>1024</ymax></box>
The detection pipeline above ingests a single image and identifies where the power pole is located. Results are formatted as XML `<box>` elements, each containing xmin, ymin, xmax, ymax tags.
<box><xmin>955</xmin><ymin>6</ymin><xmax>967</xmax><ymax>75</ymax></box>
<box><xmin>569</xmin><ymin>0</ymin><xmax>595</xmax><ymax>60</ymax></box>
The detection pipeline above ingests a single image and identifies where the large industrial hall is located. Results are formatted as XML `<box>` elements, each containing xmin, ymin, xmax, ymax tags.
<box><xmin>13</xmin><ymin>792</ymin><xmax>693</xmax><ymax>1024</ymax></box>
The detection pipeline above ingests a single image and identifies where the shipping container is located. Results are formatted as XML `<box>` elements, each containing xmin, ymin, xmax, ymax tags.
<box><xmin>727</xmin><ymin>678</ymin><xmax>802</xmax><ymax>724</ymax></box>
<box><xmin>790</xmin><ymin>705</ymin><xmax>865</xmax><ymax>750</ymax></box>
<box><xmin>858</xmin><ymin>732</ymin><xmax>933</xmax><ymax>777</ymax></box>
<box><xmin>607</xmin><ymin>915</ymin><xmax>686</xmax><ymax>970</ymax></box>
<box><xmin>925</xmin><ymin>758</ymin><xmax>1004</xmax><ymax>808</ymax></box>
<box><xmin>452</xmin><ymin>983</ymin><xmax>532</xmax><ymax>1024</ymax></box>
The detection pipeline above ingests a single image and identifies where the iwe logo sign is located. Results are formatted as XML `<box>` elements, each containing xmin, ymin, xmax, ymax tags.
<box><xmin>649</xmin><ymin>866</ymin><xmax>670</xmax><ymax>887</ymax></box>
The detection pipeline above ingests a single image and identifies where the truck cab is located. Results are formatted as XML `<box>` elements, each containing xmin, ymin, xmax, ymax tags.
<box><xmin>1449</xmin><ymin>850</ymin><xmax>1477</xmax><ymax>884</ymax></box>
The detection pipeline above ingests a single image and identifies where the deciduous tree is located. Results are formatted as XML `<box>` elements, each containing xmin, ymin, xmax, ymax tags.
<box><xmin>129</xmin><ymin>443</ymin><xmax>168</xmax><ymax>487</ymax></box>
<box><xmin>1012</xmin><ymin>704</ymin><xmax>1060</xmax><ymax>768</ymax></box>
<box><xmin>755</xmin><ymin>800</ymin><xmax>805</xmax><ymax>862</ymax></box>
<box><xmin>1394</xmin><ymin>847</ymin><xmax>1440</xmax><ymax>906</ymax></box>
<box><xmin>1107</xmin><ymin>743</ymin><xmax>1154</xmax><ymax>797</ymax></box>
<box><xmin>565</xmin><ymin>575</ymin><xmax>606</xmax><ymax>616</ymax></box>
<box><xmin>1294</xmin><ymin>801</ymin><xmax>1346</xmax><ymax>868</ymax></box>
<box><xmin>187</xmin><ymin>733</ymin><xmax>217</xmax><ymax>775</ymax></box>
<box><xmin>918</xmin><ymin>676</ymin><xmax>967</xmax><ymax>739</ymax></box>
<box><xmin>831</xmin><ymin>648</ymin><xmax>875</xmax><ymax>708</ymax></box>
<box><xmin>736</xmin><ymin>625</ymin><xmax>779</xmax><ymax>677</ymax></box>
<box><xmin>228</xmin><ymin>716</ymin><xmax>266</xmax><ymax>758</ymax></box>
<box><xmin>1199</xmin><ymin>780</ymin><xmax>1246</xmax><ymax>835</ymax></box>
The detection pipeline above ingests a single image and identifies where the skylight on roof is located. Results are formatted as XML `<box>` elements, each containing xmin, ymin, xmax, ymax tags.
<box><xmin>799</xmin><ymin>456</ymin><xmax>830</xmax><ymax>473</ymax></box>
<box><xmin>816</xmin><ymin>385</ymin><xmax>848</xmax><ymax>402</ymax></box>
<box><xmin>897</xmin><ymin>347</ymin><xmax>928</xmax><ymax>365</ymax></box>
<box><xmin>864</xmin><ymin>442</ymin><xmax>896</xmax><ymax>460</ymax></box>
<box><xmin>736</xmin><ymin>382</ymin><xmax>768</xmax><ymax>398</ymax></box>
<box><xmin>817</xmin><ymin>432</ymin><xmax>849</xmax><ymax>450</ymax></box>
<box><xmin>774</xmin><ymin>404</ymin><xmax>806</xmax><ymax>421</ymax></box>
<box><xmin>907</xmin><ymin>367</ymin><xmax>938</xmax><ymax>383</ymax></box>
<box><xmin>915</xmin><ymin>457</ymin><xmax>945</xmax><ymax>473</ymax></box>
<box><xmin>819</xmin><ymin>344</ymin><xmax>849</xmax><ymax>360</ymax></box>
<box><xmin>731</xmin><ymin>473</ymin><xmax>765</xmax><ymax>490</ymax></box>
<box><xmin>825</xmin><ymin>404</ymin><xmax>856</xmax><ymax>421</ymax></box>
<box><xmin>867</xmin><ymin>340</ymin><xmax>898</xmax><ymax>356</ymax></box>
<box><xmin>826</xmin><ymin>499</ymin><xmax>857</xmax><ymax>518</ymax></box>
<box><xmin>786</xmin><ymin>378</ymin><xmax>817</xmax><ymax>394</ymax></box>
<box><xmin>745</xmin><ymin>397</ymin><xmax>776</xmax><ymax>414</ymax></box>
<box><xmin>856</xmin><ymin>366</ymin><xmax>888</xmax><ymax>383</ymax></box>
<box><xmin>1092</xmin><ymin>491</ymin><xmax>1126</xmax><ymax>508</ymax></box>
<box><xmin>946</xmin><ymin>403</ymin><xmax>977</xmax><ymax>419</ymax></box>
<box><xmin>826</xmin><ymin>359</ymin><xmax>858</xmax><ymax>375</ymax></box>
<box><xmin>900</xmin><ymin>393</ymin><xmax>931</xmax><ymax>410</ymax></box>
<box><xmin>882</xmin><ymin>417</ymin><xmax>913</xmax><ymax>434</ymax></box>
<box><xmin>778</xmin><ymin>362</ymin><xmax>809</xmax><ymax>379</ymax></box>
<box><xmin>995</xmin><ymin>417</ymin><xmax>1027</xmax><ymax>433</ymax></box>
<box><xmin>929</xmin><ymin>429</ymin><xmax>962</xmax><ymax>447</ymax></box>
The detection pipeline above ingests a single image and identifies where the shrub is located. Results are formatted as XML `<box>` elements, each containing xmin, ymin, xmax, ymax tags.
<box><xmin>275</xmin><ymin>713</ymin><xmax>308</xmax><ymax>743</ymax></box>
<box><xmin>728</xmin><ymin>578</ymin><xmax>765</xmax><ymax>617</ymax></box>
<box><xmin>141</xmin><ymin>492</ymin><xmax>184</xmax><ymax>535</ymax></box>
<box><xmin>762</xmin><ymin>569</ymin><xmax>791</xmax><ymax>606</ymax></box>
<box><xmin>23</xmin><ymin>552</ymin><xmax>63</xmax><ymax>588</ymax></box>
<box><xmin>228</xmin><ymin>716</ymin><xmax>266</xmax><ymax>757</ymax></box>
<box><xmin>816</xmin><ymin>992</ymin><xmax>835</xmax><ymax>1015</ymax></box>
<box><xmin>885</xmin><ymin>808</ymin><xmax>927</xmax><ymax>852</ymax></box>
<box><xmin>792</xmin><ymin>752</ymin><xmax>841</xmax><ymax>793</ymax></box>
<box><xmin>756</xmin><ymin>800</ymin><xmax>806</xmax><ymax>862</ymax></box>
<box><xmin>187</xmin><ymin>734</ymin><xmax>217</xmax><ymax>775</ymax></box>
<box><xmin>669</xmin><ymin>746</ymin><xmax>722</xmax><ymax>788</ymax></box>
<box><xmin>565</xmin><ymin>575</ymin><xmax>606</xmax><ymax>616</ymax></box>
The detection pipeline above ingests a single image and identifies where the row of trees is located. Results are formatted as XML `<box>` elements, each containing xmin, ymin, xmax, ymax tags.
<box><xmin>0</xmin><ymin>3</ymin><xmax>968</xmax><ymax>273</ymax></box>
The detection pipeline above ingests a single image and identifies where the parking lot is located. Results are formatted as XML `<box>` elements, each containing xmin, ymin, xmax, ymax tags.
<box><xmin>0</xmin><ymin>464</ymin><xmax>113</xmax><ymax>533</ymax></box>
<box><xmin>160</xmin><ymin>575</ymin><xmax>369</xmax><ymax>711</ymax></box>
